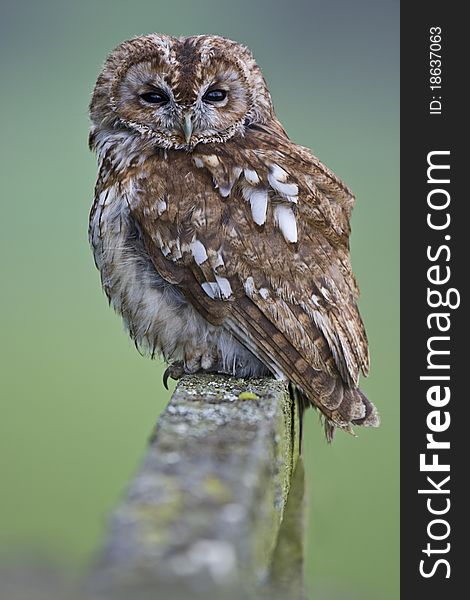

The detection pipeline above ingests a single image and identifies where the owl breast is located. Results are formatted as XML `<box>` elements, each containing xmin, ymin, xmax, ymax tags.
<box><xmin>89</xmin><ymin>171</ymin><xmax>268</xmax><ymax>377</ymax></box>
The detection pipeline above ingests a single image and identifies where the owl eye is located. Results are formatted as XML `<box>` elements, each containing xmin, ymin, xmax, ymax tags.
<box><xmin>202</xmin><ymin>89</ymin><xmax>228</xmax><ymax>103</ymax></box>
<box><xmin>140</xmin><ymin>91</ymin><xmax>169</xmax><ymax>104</ymax></box>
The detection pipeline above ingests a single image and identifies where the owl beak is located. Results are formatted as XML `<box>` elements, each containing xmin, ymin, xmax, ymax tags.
<box><xmin>182</xmin><ymin>113</ymin><xmax>194</xmax><ymax>144</ymax></box>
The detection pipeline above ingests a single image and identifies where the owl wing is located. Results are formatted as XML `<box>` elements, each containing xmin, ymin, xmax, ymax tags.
<box><xmin>129</xmin><ymin>126</ymin><xmax>378</xmax><ymax>430</ymax></box>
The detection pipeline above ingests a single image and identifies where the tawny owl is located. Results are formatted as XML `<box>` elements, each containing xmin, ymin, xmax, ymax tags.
<box><xmin>89</xmin><ymin>34</ymin><xmax>379</xmax><ymax>438</ymax></box>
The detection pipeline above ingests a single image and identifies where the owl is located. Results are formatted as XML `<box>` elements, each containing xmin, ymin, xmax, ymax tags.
<box><xmin>89</xmin><ymin>34</ymin><xmax>379</xmax><ymax>438</ymax></box>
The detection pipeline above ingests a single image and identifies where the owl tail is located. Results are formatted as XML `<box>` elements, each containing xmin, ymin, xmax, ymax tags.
<box><xmin>352</xmin><ymin>388</ymin><xmax>380</xmax><ymax>427</ymax></box>
<box><xmin>327</xmin><ymin>386</ymin><xmax>380</xmax><ymax>442</ymax></box>
<box><xmin>292</xmin><ymin>384</ymin><xmax>380</xmax><ymax>444</ymax></box>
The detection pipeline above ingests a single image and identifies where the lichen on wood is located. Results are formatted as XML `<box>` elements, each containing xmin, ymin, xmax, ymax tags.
<box><xmin>91</xmin><ymin>373</ymin><xmax>303</xmax><ymax>598</ymax></box>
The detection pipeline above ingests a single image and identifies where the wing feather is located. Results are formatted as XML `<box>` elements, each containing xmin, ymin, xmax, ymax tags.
<box><xmin>129</xmin><ymin>126</ymin><xmax>376</xmax><ymax>428</ymax></box>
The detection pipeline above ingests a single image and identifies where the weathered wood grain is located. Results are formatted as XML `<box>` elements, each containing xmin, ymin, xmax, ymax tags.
<box><xmin>90</xmin><ymin>373</ymin><xmax>303</xmax><ymax>598</ymax></box>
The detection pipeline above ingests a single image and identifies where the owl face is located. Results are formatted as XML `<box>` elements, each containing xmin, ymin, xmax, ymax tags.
<box><xmin>91</xmin><ymin>34</ymin><xmax>274</xmax><ymax>150</ymax></box>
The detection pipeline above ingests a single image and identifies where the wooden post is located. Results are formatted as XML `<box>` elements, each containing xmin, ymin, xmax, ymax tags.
<box><xmin>90</xmin><ymin>373</ymin><xmax>304</xmax><ymax>599</ymax></box>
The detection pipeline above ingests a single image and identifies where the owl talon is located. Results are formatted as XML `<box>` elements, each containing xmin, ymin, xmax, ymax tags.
<box><xmin>163</xmin><ymin>362</ymin><xmax>184</xmax><ymax>389</ymax></box>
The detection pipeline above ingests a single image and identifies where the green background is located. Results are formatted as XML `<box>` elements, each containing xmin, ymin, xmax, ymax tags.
<box><xmin>0</xmin><ymin>1</ymin><xmax>399</xmax><ymax>598</ymax></box>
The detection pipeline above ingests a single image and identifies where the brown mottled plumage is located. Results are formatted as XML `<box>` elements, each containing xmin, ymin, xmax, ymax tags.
<box><xmin>89</xmin><ymin>34</ymin><xmax>379</xmax><ymax>437</ymax></box>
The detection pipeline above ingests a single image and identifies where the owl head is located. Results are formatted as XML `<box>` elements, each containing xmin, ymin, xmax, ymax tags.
<box><xmin>90</xmin><ymin>34</ymin><xmax>275</xmax><ymax>150</ymax></box>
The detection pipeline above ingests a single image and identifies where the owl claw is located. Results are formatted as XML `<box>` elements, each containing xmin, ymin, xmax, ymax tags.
<box><xmin>163</xmin><ymin>362</ymin><xmax>184</xmax><ymax>389</ymax></box>
<box><xmin>163</xmin><ymin>368</ymin><xmax>170</xmax><ymax>390</ymax></box>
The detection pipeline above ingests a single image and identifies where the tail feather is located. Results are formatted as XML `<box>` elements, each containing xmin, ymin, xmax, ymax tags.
<box><xmin>351</xmin><ymin>389</ymin><xmax>380</xmax><ymax>427</ymax></box>
<box><xmin>293</xmin><ymin>381</ymin><xmax>380</xmax><ymax>442</ymax></box>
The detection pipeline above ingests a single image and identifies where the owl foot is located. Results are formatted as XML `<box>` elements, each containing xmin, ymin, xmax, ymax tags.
<box><xmin>163</xmin><ymin>362</ymin><xmax>184</xmax><ymax>390</ymax></box>
<box><xmin>163</xmin><ymin>348</ymin><xmax>219</xmax><ymax>389</ymax></box>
